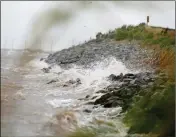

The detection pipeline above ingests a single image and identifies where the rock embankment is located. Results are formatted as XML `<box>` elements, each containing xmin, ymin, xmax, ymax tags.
<box><xmin>43</xmin><ymin>39</ymin><xmax>153</xmax><ymax>71</ymax></box>
<box><xmin>85</xmin><ymin>72</ymin><xmax>157</xmax><ymax>113</ymax></box>
<box><xmin>41</xmin><ymin>36</ymin><xmax>155</xmax><ymax>114</ymax></box>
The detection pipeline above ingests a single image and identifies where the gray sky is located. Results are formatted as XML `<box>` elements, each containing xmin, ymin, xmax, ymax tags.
<box><xmin>1</xmin><ymin>1</ymin><xmax>175</xmax><ymax>51</ymax></box>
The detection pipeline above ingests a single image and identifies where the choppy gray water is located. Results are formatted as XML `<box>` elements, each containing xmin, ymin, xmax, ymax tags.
<box><xmin>1</xmin><ymin>49</ymin><xmax>139</xmax><ymax>137</ymax></box>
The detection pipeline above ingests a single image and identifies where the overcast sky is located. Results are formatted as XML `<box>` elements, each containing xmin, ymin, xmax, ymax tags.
<box><xmin>1</xmin><ymin>1</ymin><xmax>175</xmax><ymax>51</ymax></box>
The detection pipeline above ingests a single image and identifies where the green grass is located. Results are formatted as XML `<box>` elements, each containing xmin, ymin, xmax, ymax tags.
<box><xmin>113</xmin><ymin>23</ymin><xmax>175</xmax><ymax>49</ymax></box>
<box><xmin>123</xmin><ymin>77</ymin><xmax>175</xmax><ymax>137</ymax></box>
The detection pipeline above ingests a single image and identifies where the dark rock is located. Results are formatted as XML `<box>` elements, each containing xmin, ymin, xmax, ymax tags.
<box><xmin>63</xmin><ymin>83</ymin><xmax>69</xmax><ymax>87</ymax></box>
<box><xmin>47</xmin><ymin>79</ymin><xmax>57</xmax><ymax>84</ymax></box>
<box><xmin>120</xmin><ymin>82</ymin><xmax>129</xmax><ymax>87</ymax></box>
<box><xmin>128</xmin><ymin>84</ymin><xmax>140</xmax><ymax>90</ymax></box>
<box><xmin>108</xmin><ymin>74</ymin><xmax>119</xmax><ymax>81</ymax></box>
<box><xmin>76</xmin><ymin>78</ymin><xmax>81</xmax><ymax>85</ymax></box>
<box><xmin>44</xmin><ymin>38</ymin><xmax>153</xmax><ymax>71</ymax></box>
<box><xmin>86</xmin><ymin>101</ymin><xmax>94</xmax><ymax>105</ymax></box>
<box><xmin>83</xmin><ymin>109</ymin><xmax>92</xmax><ymax>113</ymax></box>
<box><xmin>108</xmin><ymin>73</ymin><xmax>123</xmax><ymax>81</ymax></box>
<box><xmin>107</xmin><ymin>96</ymin><xmax>122</xmax><ymax>101</ymax></box>
<box><xmin>132</xmin><ymin>78</ymin><xmax>146</xmax><ymax>85</ymax></box>
<box><xmin>68</xmin><ymin>80</ymin><xmax>75</xmax><ymax>84</ymax></box>
<box><xmin>103</xmin><ymin>100</ymin><xmax>114</xmax><ymax>108</ymax></box>
<box><xmin>123</xmin><ymin>73</ymin><xmax>135</xmax><ymax>79</ymax></box>
<box><xmin>123</xmin><ymin>78</ymin><xmax>133</xmax><ymax>83</ymax></box>
<box><xmin>130</xmin><ymin>79</ymin><xmax>136</xmax><ymax>85</ymax></box>
<box><xmin>91</xmin><ymin>96</ymin><xmax>98</xmax><ymax>100</ymax></box>
<box><xmin>94</xmin><ymin>93</ymin><xmax>112</xmax><ymax>105</ymax></box>
<box><xmin>85</xmin><ymin>95</ymin><xmax>90</xmax><ymax>99</ymax></box>
<box><xmin>96</xmin><ymin>89</ymin><xmax>108</xmax><ymax>94</ymax></box>
<box><xmin>106</xmin><ymin>84</ymin><xmax>120</xmax><ymax>91</ymax></box>
<box><xmin>93</xmin><ymin>105</ymin><xmax>99</xmax><ymax>109</ymax></box>
<box><xmin>104</xmin><ymin>99</ymin><xmax>124</xmax><ymax>108</ymax></box>
<box><xmin>40</xmin><ymin>58</ymin><xmax>45</xmax><ymax>61</ymax></box>
<box><xmin>42</xmin><ymin>68</ymin><xmax>50</xmax><ymax>73</ymax></box>
<box><xmin>92</xmin><ymin>72</ymin><xmax>155</xmax><ymax>112</ymax></box>
<box><xmin>65</xmin><ymin>78</ymin><xmax>82</xmax><ymax>86</ymax></box>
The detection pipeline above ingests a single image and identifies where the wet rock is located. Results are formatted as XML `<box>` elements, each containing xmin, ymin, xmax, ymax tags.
<box><xmin>104</xmin><ymin>99</ymin><xmax>124</xmax><ymax>108</ymax></box>
<box><xmin>68</xmin><ymin>80</ymin><xmax>75</xmax><ymax>84</ymax></box>
<box><xmin>123</xmin><ymin>73</ymin><xmax>135</xmax><ymax>79</ymax></box>
<box><xmin>85</xmin><ymin>95</ymin><xmax>90</xmax><ymax>99</ymax></box>
<box><xmin>108</xmin><ymin>74</ymin><xmax>118</xmax><ymax>81</ymax></box>
<box><xmin>108</xmin><ymin>73</ymin><xmax>123</xmax><ymax>81</ymax></box>
<box><xmin>42</xmin><ymin>67</ymin><xmax>50</xmax><ymax>73</ymax></box>
<box><xmin>47</xmin><ymin>79</ymin><xmax>57</xmax><ymax>84</ymax></box>
<box><xmin>86</xmin><ymin>101</ymin><xmax>94</xmax><ymax>105</ymax></box>
<box><xmin>96</xmin><ymin>89</ymin><xmax>108</xmax><ymax>94</ymax></box>
<box><xmin>64</xmin><ymin>78</ymin><xmax>82</xmax><ymax>87</ymax></box>
<box><xmin>76</xmin><ymin>78</ymin><xmax>81</xmax><ymax>85</ymax></box>
<box><xmin>90</xmin><ymin>72</ymin><xmax>156</xmax><ymax>113</ymax></box>
<box><xmin>83</xmin><ymin>109</ymin><xmax>92</xmax><ymax>113</ymax></box>
<box><xmin>94</xmin><ymin>93</ymin><xmax>112</xmax><ymax>105</ymax></box>
<box><xmin>123</xmin><ymin>78</ymin><xmax>133</xmax><ymax>83</ymax></box>
<box><xmin>107</xmin><ymin>96</ymin><xmax>122</xmax><ymax>101</ymax></box>
<box><xmin>44</xmin><ymin>38</ymin><xmax>152</xmax><ymax>71</ymax></box>
<box><xmin>93</xmin><ymin>105</ymin><xmax>99</xmax><ymax>109</ymax></box>
<box><xmin>106</xmin><ymin>84</ymin><xmax>120</xmax><ymax>91</ymax></box>
<box><xmin>40</xmin><ymin>58</ymin><xmax>45</xmax><ymax>61</ymax></box>
<box><xmin>91</xmin><ymin>96</ymin><xmax>98</xmax><ymax>100</ymax></box>
<box><xmin>130</xmin><ymin>79</ymin><xmax>136</xmax><ymax>85</ymax></box>
<box><xmin>63</xmin><ymin>83</ymin><xmax>69</xmax><ymax>87</ymax></box>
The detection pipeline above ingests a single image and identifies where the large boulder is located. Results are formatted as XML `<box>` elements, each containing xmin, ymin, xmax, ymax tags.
<box><xmin>63</xmin><ymin>78</ymin><xmax>82</xmax><ymax>87</ymax></box>
<box><xmin>42</xmin><ymin>67</ymin><xmax>51</xmax><ymax>73</ymax></box>
<box><xmin>108</xmin><ymin>73</ymin><xmax>123</xmax><ymax>81</ymax></box>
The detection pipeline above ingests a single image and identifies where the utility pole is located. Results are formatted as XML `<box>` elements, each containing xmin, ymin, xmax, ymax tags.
<box><xmin>147</xmin><ymin>16</ymin><xmax>150</xmax><ymax>26</ymax></box>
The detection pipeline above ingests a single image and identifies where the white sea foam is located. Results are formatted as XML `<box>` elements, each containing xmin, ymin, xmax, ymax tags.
<box><xmin>24</xmin><ymin>56</ymin><xmax>136</xmax><ymax>136</ymax></box>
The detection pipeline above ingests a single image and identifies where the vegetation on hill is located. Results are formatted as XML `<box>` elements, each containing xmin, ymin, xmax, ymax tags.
<box><xmin>68</xmin><ymin>23</ymin><xmax>175</xmax><ymax>137</ymax></box>
<box><xmin>113</xmin><ymin>23</ymin><xmax>175</xmax><ymax>137</ymax></box>
<box><xmin>96</xmin><ymin>22</ymin><xmax>175</xmax><ymax>81</ymax></box>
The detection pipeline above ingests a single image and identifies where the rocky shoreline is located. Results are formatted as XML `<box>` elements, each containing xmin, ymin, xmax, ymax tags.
<box><xmin>84</xmin><ymin>72</ymin><xmax>156</xmax><ymax>113</ymax></box>
<box><xmin>40</xmin><ymin>37</ymin><xmax>157</xmax><ymax>112</ymax></box>
<box><xmin>40</xmin><ymin>36</ymin><xmax>162</xmax><ymax>137</ymax></box>
<box><xmin>43</xmin><ymin>38</ymin><xmax>154</xmax><ymax>71</ymax></box>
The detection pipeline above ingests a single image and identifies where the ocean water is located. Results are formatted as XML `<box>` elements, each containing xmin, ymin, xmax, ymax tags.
<box><xmin>1</xmin><ymin>49</ymin><xmax>139</xmax><ymax>136</ymax></box>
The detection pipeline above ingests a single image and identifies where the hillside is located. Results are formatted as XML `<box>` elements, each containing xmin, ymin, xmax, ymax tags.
<box><xmin>44</xmin><ymin>23</ymin><xmax>175</xmax><ymax>137</ymax></box>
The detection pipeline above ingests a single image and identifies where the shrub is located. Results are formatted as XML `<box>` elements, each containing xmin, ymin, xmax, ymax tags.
<box><xmin>123</xmin><ymin>80</ymin><xmax>175</xmax><ymax>136</ymax></box>
<box><xmin>121</xmin><ymin>25</ymin><xmax>127</xmax><ymax>30</ymax></box>
<box><xmin>115</xmin><ymin>29</ymin><xmax>128</xmax><ymax>40</ymax></box>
